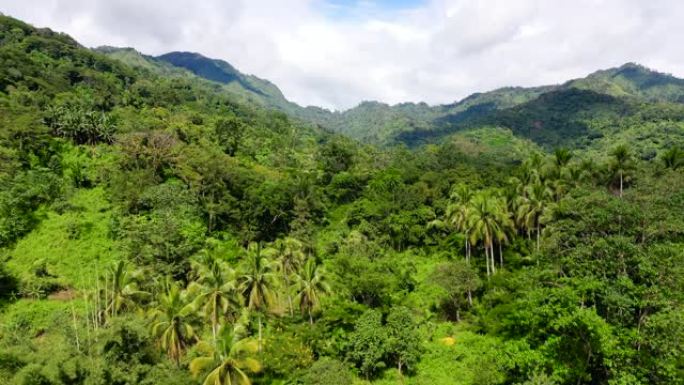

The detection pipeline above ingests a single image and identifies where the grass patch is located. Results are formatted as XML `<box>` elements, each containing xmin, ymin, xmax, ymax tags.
<box><xmin>4</xmin><ymin>187</ymin><xmax>121</xmax><ymax>291</ymax></box>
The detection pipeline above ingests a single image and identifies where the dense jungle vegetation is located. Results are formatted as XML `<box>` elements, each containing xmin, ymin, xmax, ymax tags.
<box><xmin>1</xmin><ymin>15</ymin><xmax>684</xmax><ymax>385</ymax></box>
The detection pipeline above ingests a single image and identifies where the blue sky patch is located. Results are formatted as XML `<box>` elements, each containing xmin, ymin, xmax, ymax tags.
<box><xmin>318</xmin><ymin>0</ymin><xmax>426</xmax><ymax>20</ymax></box>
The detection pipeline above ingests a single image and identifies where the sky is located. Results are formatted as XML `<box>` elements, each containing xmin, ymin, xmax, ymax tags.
<box><xmin>2</xmin><ymin>0</ymin><xmax>684</xmax><ymax>110</ymax></box>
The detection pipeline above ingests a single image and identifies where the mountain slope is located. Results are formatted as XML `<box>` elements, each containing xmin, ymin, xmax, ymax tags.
<box><xmin>566</xmin><ymin>62</ymin><xmax>684</xmax><ymax>102</ymax></box>
<box><xmin>156</xmin><ymin>51</ymin><xmax>288</xmax><ymax>105</ymax></box>
<box><xmin>97</xmin><ymin>46</ymin><xmax>684</xmax><ymax>151</ymax></box>
<box><xmin>384</xmin><ymin>65</ymin><xmax>684</xmax><ymax>149</ymax></box>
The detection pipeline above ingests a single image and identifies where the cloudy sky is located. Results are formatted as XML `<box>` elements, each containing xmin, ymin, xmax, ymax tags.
<box><xmin>2</xmin><ymin>0</ymin><xmax>684</xmax><ymax>110</ymax></box>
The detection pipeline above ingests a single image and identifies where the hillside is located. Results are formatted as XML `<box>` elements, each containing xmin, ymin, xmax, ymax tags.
<box><xmin>123</xmin><ymin>48</ymin><xmax>684</xmax><ymax>149</ymax></box>
<box><xmin>567</xmin><ymin>62</ymin><xmax>684</xmax><ymax>102</ymax></box>
<box><xmin>1</xmin><ymin>14</ymin><xmax>684</xmax><ymax>385</ymax></box>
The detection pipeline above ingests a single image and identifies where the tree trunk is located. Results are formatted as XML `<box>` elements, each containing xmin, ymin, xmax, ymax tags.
<box><xmin>490</xmin><ymin>245</ymin><xmax>496</xmax><ymax>275</ymax></box>
<box><xmin>212</xmin><ymin>312</ymin><xmax>218</xmax><ymax>343</ymax></box>
<box><xmin>485</xmin><ymin>246</ymin><xmax>490</xmax><ymax>277</ymax></box>
<box><xmin>499</xmin><ymin>242</ymin><xmax>503</xmax><ymax>269</ymax></box>
<box><xmin>619</xmin><ymin>171</ymin><xmax>623</xmax><ymax>198</ymax></box>
<box><xmin>464</xmin><ymin>238</ymin><xmax>469</xmax><ymax>262</ymax></box>
<box><xmin>398</xmin><ymin>361</ymin><xmax>404</xmax><ymax>384</ymax></box>
<box><xmin>467</xmin><ymin>289</ymin><xmax>472</xmax><ymax>306</ymax></box>
<box><xmin>288</xmin><ymin>294</ymin><xmax>294</xmax><ymax>317</ymax></box>
<box><xmin>71</xmin><ymin>303</ymin><xmax>81</xmax><ymax>352</ymax></box>
<box><xmin>536</xmin><ymin>226</ymin><xmax>540</xmax><ymax>251</ymax></box>
<box><xmin>308</xmin><ymin>307</ymin><xmax>313</xmax><ymax>325</ymax></box>
<box><xmin>284</xmin><ymin>275</ymin><xmax>293</xmax><ymax>317</ymax></box>
<box><xmin>258</xmin><ymin>314</ymin><xmax>263</xmax><ymax>352</ymax></box>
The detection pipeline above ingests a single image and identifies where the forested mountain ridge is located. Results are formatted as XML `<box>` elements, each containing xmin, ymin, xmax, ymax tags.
<box><xmin>97</xmin><ymin>46</ymin><xmax>335</xmax><ymax>125</ymax></box>
<box><xmin>107</xmin><ymin>45</ymin><xmax>684</xmax><ymax>149</ymax></box>
<box><xmin>1</xmin><ymin>14</ymin><xmax>684</xmax><ymax>385</ymax></box>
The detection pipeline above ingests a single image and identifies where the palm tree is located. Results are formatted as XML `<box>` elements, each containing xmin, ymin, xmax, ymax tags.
<box><xmin>468</xmin><ymin>192</ymin><xmax>511</xmax><ymax>276</ymax></box>
<box><xmin>494</xmin><ymin>193</ymin><xmax>515</xmax><ymax>268</ymax></box>
<box><xmin>609</xmin><ymin>145</ymin><xmax>633</xmax><ymax>198</ymax></box>
<box><xmin>553</xmin><ymin>148</ymin><xmax>573</xmax><ymax>170</ymax></box>
<box><xmin>662</xmin><ymin>146</ymin><xmax>682</xmax><ymax>170</ymax></box>
<box><xmin>264</xmin><ymin>237</ymin><xmax>305</xmax><ymax>317</ymax></box>
<box><xmin>294</xmin><ymin>259</ymin><xmax>331</xmax><ymax>324</ymax></box>
<box><xmin>189</xmin><ymin>257</ymin><xmax>242</xmax><ymax>342</ymax></box>
<box><xmin>565</xmin><ymin>164</ymin><xmax>584</xmax><ymax>187</ymax></box>
<box><xmin>517</xmin><ymin>181</ymin><xmax>551</xmax><ymax>251</ymax></box>
<box><xmin>150</xmin><ymin>282</ymin><xmax>196</xmax><ymax>365</ymax></box>
<box><xmin>446</xmin><ymin>184</ymin><xmax>474</xmax><ymax>263</ymax></box>
<box><xmin>520</xmin><ymin>153</ymin><xmax>544</xmax><ymax>185</ymax></box>
<box><xmin>103</xmin><ymin>260</ymin><xmax>149</xmax><ymax>320</ymax></box>
<box><xmin>190</xmin><ymin>323</ymin><xmax>262</xmax><ymax>385</ymax></box>
<box><xmin>238</xmin><ymin>243</ymin><xmax>276</xmax><ymax>349</ymax></box>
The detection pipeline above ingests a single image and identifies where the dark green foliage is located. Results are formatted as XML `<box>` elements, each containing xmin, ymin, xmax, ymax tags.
<box><xmin>0</xmin><ymin>170</ymin><xmax>62</xmax><ymax>247</ymax></box>
<box><xmin>214</xmin><ymin>117</ymin><xmax>244</xmax><ymax>156</ymax></box>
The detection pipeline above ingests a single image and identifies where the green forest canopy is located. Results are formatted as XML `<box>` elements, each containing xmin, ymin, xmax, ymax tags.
<box><xmin>1</xmin><ymin>15</ymin><xmax>684</xmax><ymax>385</ymax></box>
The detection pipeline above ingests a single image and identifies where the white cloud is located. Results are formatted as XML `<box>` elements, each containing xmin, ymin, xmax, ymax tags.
<box><xmin>3</xmin><ymin>0</ymin><xmax>684</xmax><ymax>110</ymax></box>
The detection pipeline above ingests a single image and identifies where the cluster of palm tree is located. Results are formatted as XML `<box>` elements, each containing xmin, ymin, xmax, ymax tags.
<box><xmin>447</xmin><ymin>185</ymin><xmax>512</xmax><ymax>276</ymax></box>
<box><xmin>446</xmin><ymin>148</ymin><xmax>584</xmax><ymax>276</ymax></box>
<box><xmin>445</xmin><ymin>144</ymin><xmax>674</xmax><ymax>276</ymax></box>
<box><xmin>94</xmin><ymin>237</ymin><xmax>329</xmax><ymax>384</ymax></box>
<box><xmin>44</xmin><ymin>103</ymin><xmax>117</xmax><ymax>145</ymax></box>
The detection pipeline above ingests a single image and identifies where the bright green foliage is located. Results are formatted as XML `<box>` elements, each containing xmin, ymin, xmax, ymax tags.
<box><xmin>189</xmin><ymin>324</ymin><xmax>261</xmax><ymax>385</ymax></box>
<box><xmin>301</xmin><ymin>358</ymin><xmax>353</xmax><ymax>385</ymax></box>
<box><xmin>149</xmin><ymin>282</ymin><xmax>196</xmax><ymax>365</ymax></box>
<box><xmin>188</xmin><ymin>256</ymin><xmax>241</xmax><ymax>341</ymax></box>
<box><xmin>386</xmin><ymin>306</ymin><xmax>422</xmax><ymax>376</ymax></box>
<box><xmin>103</xmin><ymin>260</ymin><xmax>149</xmax><ymax>319</ymax></box>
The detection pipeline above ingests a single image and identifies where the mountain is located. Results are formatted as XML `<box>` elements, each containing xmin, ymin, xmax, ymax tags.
<box><xmin>98</xmin><ymin>47</ymin><xmax>334</xmax><ymax>125</ymax></box>
<box><xmin>156</xmin><ymin>51</ymin><xmax>294</xmax><ymax>109</ymax></box>
<box><xmin>566</xmin><ymin>62</ymin><xmax>684</xmax><ymax>102</ymax></box>
<box><xmin>94</xmin><ymin>46</ymin><xmax>190</xmax><ymax>77</ymax></box>
<box><xmin>336</xmin><ymin>64</ymin><xmax>684</xmax><ymax>149</ymax></box>
<box><xmin>98</xmin><ymin>47</ymin><xmax>684</xmax><ymax>150</ymax></box>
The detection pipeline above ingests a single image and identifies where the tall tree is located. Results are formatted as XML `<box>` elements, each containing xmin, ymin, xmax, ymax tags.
<box><xmin>517</xmin><ymin>181</ymin><xmax>552</xmax><ymax>251</ymax></box>
<box><xmin>346</xmin><ymin>309</ymin><xmax>388</xmax><ymax>380</ymax></box>
<box><xmin>238</xmin><ymin>243</ymin><xmax>276</xmax><ymax>348</ymax></box>
<box><xmin>294</xmin><ymin>258</ymin><xmax>330</xmax><ymax>324</ymax></box>
<box><xmin>189</xmin><ymin>257</ymin><xmax>242</xmax><ymax>342</ymax></box>
<box><xmin>150</xmin><ymin>282</ymin><xmax>196</xmax><ymax>365</ymax></box>
<box><xmin>609</xmin><ymin>145</ymin><xmax>633</xmax><ymax>198</ymax></box>
<box><xmin>431</xmin><ymin>260</ymin><xmax>482</xmax><ymax>316</ymax></box>
<box><xmin>468</xmin><ymin>192</ymin><xmax>512</xmax><ymax>276</ymax></box>
<box><xmin>386</xmin><ymin>307</ymin><xmax>422</xmax><ymax>379</ymax></box>
<box><xmin>103</xmin><ymin>260</ymin><xmax>148</xmax><ymax>320</ymax></box>
<box><xmin>446</xmin><ymin>183</ymin><xmax>474</xmax><ymax>263</ymax></box>
<box><xmin>265</xmin><ymin>237</ymin><xmax>305</xmax><ymax>316</ymax></box>
<box><xmin>215</xmin><ymin>117</ymin><xmax>245</xmax><ymax>157</ymax></box>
